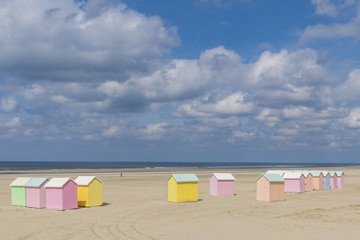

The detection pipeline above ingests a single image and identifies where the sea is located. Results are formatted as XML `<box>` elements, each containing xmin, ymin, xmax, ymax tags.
<box><xmin>0</xmin><ymin>161</ymin><xmax>358</xmax><ymax>171</ymax></box>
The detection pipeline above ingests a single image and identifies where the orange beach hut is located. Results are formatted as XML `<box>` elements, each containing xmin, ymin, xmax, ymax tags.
<box><xmin>310</xmin><ymin>171</ymin><xmax>324</xmax><ymax>190</ymax></box>
<box><xmin>256</xmin><ymin>174</ymin><xmax>285</xmax><ymax>202</ymax></box>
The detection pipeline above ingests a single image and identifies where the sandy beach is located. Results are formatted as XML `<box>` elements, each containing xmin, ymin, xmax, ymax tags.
<box><xmin>1</xmin><ymin>167</ymin><xmax>360</xmax><ymax>240</ymax></box>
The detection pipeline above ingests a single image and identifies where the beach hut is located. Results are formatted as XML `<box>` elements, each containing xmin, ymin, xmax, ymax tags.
<box><xmin>322</xmin><ymin>171</ymin><xmax>331</xmax><ymax>190</ymax></box>
<box><xmin>335</xmin><ymin>171</ymin><xmax>345</xmax><ymax>189</ymax></box>
<box><xmin>168</xmin><ymin>174</ymin><xmax>199</xmax><ymax>202</ymax></box>
<box><xmin>283</xmin><ymin>172</ymin><xmax>305</xmax><ymax>193</ymax></box>
<box><xmin>74</xmin><ymin>176</ymin><xmax>103</xmax><ymax>207</ymax></box>
<box><xmin>328</xmin><ymin>171</ymin><xmax>338</xmax><ymax>189</ymax></box>
<box><xmin>209</xmin><ymin>173</ymin><xmax>235</xmax><ymax>196</ymax></box>
<box><xmin>10</xmin><ymin>177</ymin><xmax>32</xmax><ymax>206</ymax></box>
<box><xmin>45</xmin><ymin>178</ymin><xmax>78</xmax><ymax>210</ymax></box>
<box><xmin>25</xmin><ymin>178</ymin><xmax>49</xmax><ymax>209</ymax></box>
<box><xmin>310</xmin><ymin>171</ymin><xmax>324</xmax><ymax>190</ymax></box>
<box><xmin>256</xmin><ymin>174</ymin><xmax>285</xmax><ymax>202</ymax></box>
<box><xmin>302</xmin><ymin>172</ymin><xmax>313</xmax><ymax>192</ymax></box>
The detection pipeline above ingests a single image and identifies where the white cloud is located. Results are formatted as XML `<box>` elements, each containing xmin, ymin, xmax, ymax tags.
<box><xmin>1</xmin><ymin>96</ymin><xmax>17</xmax><ymax>112</ymax></box>
<box><xmin>102</xmin><ymin>126</ymin><xmax>121</xmax><ymax>138</ymax></box>
<box><xmin>138</xmin><ymin>122</ymin><xmax>168</xmax><ymax>140</ymax></box>
<box><xmin>311</xmin><ymin>0</ymin><xmax>338</xmax><ymax>17</ymax></box>
<box><xmin>344</xmin><ymin>108</ymin><xmax>360</xmax><ymax>128</ymax></box>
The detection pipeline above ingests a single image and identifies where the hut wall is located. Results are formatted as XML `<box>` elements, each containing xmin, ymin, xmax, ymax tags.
<box><xmin>11</xmin><ymin>186</ymin><xmax>27</xmax><ymax>206</ymax></box>
<box><xmin>177</xmin><ymin>182</ymin><xmax>198</xmax><ymax>202</ymax></box>
<box><xmin>305</xmin><ymin>176</ymin><xmax>313</xmax><ymax>192</ymax></box>
<box><xmin>62</xmin><ymin>181</ymin><xmax>78</xmax><ymax>210</ymax></box>
<box><xmin>168</xmin><ymin>177</ymin><xmax>177</xmax><ymax>202</ymax></box>
<box><xmin>209</xmin><ymin>176</ymin><xmax>218</xmax><ymax>196</ymax></box>
<box><xmin>256</xmin><ymin>176</ymin><xmax>270</xmax><ymax>201</ymax></box>
<box><xmin>46</xmin><ymin>188</ymin><xmax>63</xmax><ymax>210</ymax></box>
<box><xmin>88</xmin><ymin>179</ymin><xmax>102</xmax><ymax>206</ymax></box>
<box><xmin>269</xmin><ymin>182</ymin><xmax>284</xmax><ymax>202</ymax></box>
<box><xmin>217</xmin><ymin>180</ymin><xmax>234</xmax><ymax>196</ymax></box>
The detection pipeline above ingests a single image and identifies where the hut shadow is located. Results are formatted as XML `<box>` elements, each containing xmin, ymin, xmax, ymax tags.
<box><xmin>102</xmin><ymin>202</ymin><xmax>110</xmax><ymax>206</ymax></box>
<box><xmin>198</xmin><ymin>199</ymin><xmax>204</xmax><ymax>202</ymax></box>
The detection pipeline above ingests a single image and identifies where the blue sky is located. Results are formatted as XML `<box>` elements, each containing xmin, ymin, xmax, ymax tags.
<box><xmin>0</xmin><ymin>0</ymin><xmax>360</xmax><ymax>162</ymax></box>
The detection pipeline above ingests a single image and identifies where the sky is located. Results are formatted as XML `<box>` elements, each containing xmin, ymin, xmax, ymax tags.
<box><xmin>0</xmin><ymin>0</ymin><xmax>360</xmax><ymax>162</ymax></box>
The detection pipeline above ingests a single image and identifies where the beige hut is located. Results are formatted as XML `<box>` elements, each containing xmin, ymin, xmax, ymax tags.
<box><xmin>256</xmin><ymin>174</ymin><xmax>285</xmax><ymax>202</ymax></box>
<box><xmin>310</xmin><ymin>171</ymin><xmax>324</xmax><ymax>190</ymax></box>
<box><xmin>302</xmin><ymin>171</ymin><xmax>313</xmax><ymax>192</ymax></box>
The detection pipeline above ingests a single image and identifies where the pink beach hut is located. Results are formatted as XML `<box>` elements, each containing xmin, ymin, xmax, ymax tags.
<box><xmin>329</xmin><ymin>171</ymin><xmax>338</xmax><ymax>190</ymax></box>
<box><xmin>209</xmin><ymin>173</ymin><xmax>235</xmax><ymax>196</ymax></box>
<box><xmin>283</xmin><ymin>172</ymin><xmax>305</xmax><ymax>193</ymax></box>
<box><xmin>45</xmin><ymin>178</ymin><xmax>78</xmax><ymax>210</ymax></box>
<box><xmin>335</xmin><ymin>171</ymin><xmax>345</xmax><ymax>189</ymax></box>
<box><xmin>25</xmin><ymin>178</ymin><xmax>49</xmax><ymax>209</ymax></box>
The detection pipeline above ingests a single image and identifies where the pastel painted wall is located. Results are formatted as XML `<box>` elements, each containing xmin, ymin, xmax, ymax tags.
<box><xmin>305</xmin><ymin>175</ymin><xmax>313</xmax><ymax>192</ymax></box>
<box><xmin>62</xmin><ymin>181</ymin><xmax>78</xmax><ymax>210</ymax></box>
<box><xmin>313</xmin><ymin>175</ymin><xmax>324</xmax><ymax>190</ymax></box>
<box><xmin>78</xmin><ymin>179</ymin><xmax>103</xmax><ymax>207</ymax></box>
<box><xmin>26</xmin><ymin>181</ymin><xmax>48</xmax><ymax>208</ymax></box>
<box><xmin>256</xmin><ymin>176</ymin><xmax>284</xmax><ymax>202</ymax></box>
<box><xmin>168</xmin><ymin>177</ymin><xmax>198</xmax><ymax>202</ymax></box>
<box><xmin>336</xmin><ymin>174</ymin><xmax>344</xmax><ymax>189</ymax></box>
<box><xmin>330</xmin><ymin>175</ymin><xmax>338</xmax><ymax>189</ymax></box>
<box><xmin>46</xmin><ymin>181</ymin><xmax>77</xmax><ymax>210</ymax></box>
<box><xmin>284</xmin><ymin>177</ymin><xmax>305</xmax><ymax>193</ymax></box>
<box><xmin>210</xmin><ymin>176</ymin><xmax>234</xmax><ymax>196</ymax></box>
<box><xmin>323</xmin><ymin>175</ymin><xmax>330</xmax><ymax>190</ymax></box>
<box><xmin>11</xmin><ymin>187</ymin><xmax>27</xmax><ymax>206</ymax></box>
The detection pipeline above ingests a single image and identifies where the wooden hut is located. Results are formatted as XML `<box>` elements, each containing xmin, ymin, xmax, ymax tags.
<box><xmin>322</xmin><ymin>171</ymin><xmax>331</xmax><ymax>190</ymax></box>
<box><xmin>10</xmin><ymin>177</ymin><xmax>32</xmax><ymax>206</ymax></box>
<box><xmin>209</xmin><ymin>173</ymin><xmax>235</xmax><ymax>196</ymax></box>
<box><xmin>45</xmin><ymin>178</ymin><xmax>78</xmax><ymax>210</ymax></box>
<box><xmin>302</xmin><ymin>171</ymin><xmax>313</xmax><ymax>192</ymax></box>
<box><xmin>168</xmin><ymin>174</ymin><xmax>199</xmax><ymax>202</ymax></box>
<box><xmin>328</xmin><ymin>171</ymin><xmax>338</xmax><ymax>189</ymax></box>
<box><xmin>74</xmin><ymin>176</ymin><xmax>103</xmax><ymax>207</ymax></box>
<box><xmin>283</xmin><ymin>172</ymin><xmax>305</xmax><ymax>193</ymax></box>
<box><xmin>335</xmin><ymin>171</ymin><xmax>345</xmax><ymax>189</ymax></box>
<box><xmin>25</xmin><ymin>178</ymin><xmax>49</xmax><ymax>209</ymax></box>
<box><xmin>256</xmin><ymin>174</ymin><xmax>285</xmax><ymax>202</ymax></box>
<box><xmin>310</xmin><ymin>171</ymin><xmax>324</xmax><ymax>190</ymax></box>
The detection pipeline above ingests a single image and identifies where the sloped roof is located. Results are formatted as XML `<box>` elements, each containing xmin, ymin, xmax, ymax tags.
<box><xmin>44</xmin><ymin>178</ymin><xmax>75</xmax><ymax>188</ymax></box>
<box><xmin>211</xmin><ymin>173</ymin><xmax>235</xmax><ymax>181</ymax></box>
<box><xmin>169</xmin><ymin>174</ymin><xmax>199</xmax><ymax>183</ymax></box>
<box><xmin>25</xmin><ymin>178</ymin><xmax>49</xmax><ymax>187</ymax></box>
<box><xmin>335</xmin><ymin>171</ymin><xmax>344</xmax><ymax>176</ymax></box>
<box><xmin>328</xmin><ymin>171</ymin><xmax>337</xmax><ymax>177</ymax></box>
<box><xmin>321</xmin><ymin>171</ymin><xmax>329</xmax><ymax>176</ymax></box>
<box><xmin>310</xmin><ymin>171</ymin><xmax>323</xmax><ymax>177</ymax></box>
<box><xmin>283</xmin><ymin>172</ymin><xmax>304</xmax><ymax>179</ymax></box>
<box><xmin>10</xmin><ymin>177</ymin><xmax>32</xmax><ymax>187</ymax></box>
<box><xmin>257</xmin><ymin>174</ymin><xmax>285</xmax><ymax>182</ymax></box>
<box><xmin>74</xmin><ymin>176</ymin><xmax>103</xmax><ymax>186</ymax></box>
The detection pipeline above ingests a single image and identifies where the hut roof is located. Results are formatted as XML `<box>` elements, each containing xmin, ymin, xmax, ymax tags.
<box><xmin>45</xmin><ymin>178</ymin><xmax>75</xmax><ymax>188</ymax></box>
<box><xmin>25</xmin><ymin>178</ymin><xmax>49</xmax><ymax>187</ymax></box>
<box><xmin>328</xmin><ymin>171</ymin><xmax>337</xmax><ymax>177</ymax></box>
<box><xmin>321</xmin><ymin>171</ymin><xmax>329</xmax><ymax>176</ymax></box>
<box><xmin>301</xmin><ymin>171</ymin><xmax>313</xmax><ymax>177</ymax></box>
<box><xmin>211</xmin><ymin>173</ymin><xmax>235</xmax><ymax>181</ymax></box>
<box><xmin>74</xmin><ymin>176</ymin><xmax>103</xmax><ymax>186</ymax></box>
<box><xmin>335</xmin><ymin>171</ymin><xmax>344</xmax><ymax>176</ymax></box>
<box><xmin>257</xmin><ymin>174</ymin><xmax>285</xmax><ymax>182</ymax></box>
<box><xmin>283</xmin><ymin>172</ymin><xmax>304</xmax><ymax>179</ymax></box>
<box><xmin>310</xmin><ymin>171</ymin><xmax>323</xmax><ymax>177</ymax></box>
<box><xmin>169</xmin><ymin>174</ymin><xmax>199</xmax><ymax>183</ymax></box>
<box><xmin>10</xmin><ymin>177</ymin><xmax>32</xmax><ymax>187</ymax></box>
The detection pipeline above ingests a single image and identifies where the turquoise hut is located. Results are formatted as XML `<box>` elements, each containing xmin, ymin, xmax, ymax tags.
<box><xmin>322</xmin><ymin>171</ymin><xmax>330</xmax><ymax>190</ymax></box>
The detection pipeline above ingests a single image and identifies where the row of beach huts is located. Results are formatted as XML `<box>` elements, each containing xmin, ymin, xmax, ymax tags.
<box><xmin>10</xmin><ymin>176</ymin><xmax>103</xmax><ymax>210</ymax></box>
<box><xmin>10</xmin><ymin>171</ymin><xmax>345</xmax><ymax>209</ymax></box>
<box><xmin>257</xmin><ymin>170</ymin><xmax>345</xmax><ymax>202</ymax></box>
<box><xmin>167</xmin><ymin>171</ymin><xmax>345</xmax><ymax>203</ymax></box>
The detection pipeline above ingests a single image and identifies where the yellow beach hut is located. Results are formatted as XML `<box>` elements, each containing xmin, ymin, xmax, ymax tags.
<box><xmin>168</xmin><ymin>174</ymin><xmax>199</xmax><ymax>202</ymax></box>
<box><xmin>74</xmin><ymin>176</ymin><xmax>103</xmax><ymax>207</ymax></box>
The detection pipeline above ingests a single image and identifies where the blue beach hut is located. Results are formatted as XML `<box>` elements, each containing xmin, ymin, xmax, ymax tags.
<box><xmin>322</xmin><ymin>171</ymin><xmax>330</xmax><ymax>190</ymax></box>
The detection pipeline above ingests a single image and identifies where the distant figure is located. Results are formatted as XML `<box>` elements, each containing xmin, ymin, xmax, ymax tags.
<box><xmin>120</xmin><ymin>173</ymin><xmax>122</xmax><ymax>177</ymax></box>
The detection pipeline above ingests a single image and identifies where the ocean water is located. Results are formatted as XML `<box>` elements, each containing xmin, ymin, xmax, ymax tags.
<box><xmin>0</xmin><ymin>161</ymin><xmax>358</xmax><ymax>171</ymax></box>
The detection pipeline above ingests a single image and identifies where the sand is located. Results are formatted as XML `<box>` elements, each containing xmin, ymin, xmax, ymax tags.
<box><xmin>1</xmin><ymin>167</ymin><xmax>360</xmax><ymax>240</ymax></box>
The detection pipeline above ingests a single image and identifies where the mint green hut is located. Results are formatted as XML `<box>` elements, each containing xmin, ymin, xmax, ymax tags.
<box><xmin>10</xmin><ymin>177</ymin><xmax>32</xmax><ymax>206</ymax></box>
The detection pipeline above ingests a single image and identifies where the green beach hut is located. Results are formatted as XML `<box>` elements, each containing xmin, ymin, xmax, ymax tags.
<box><xmin>10</xmin><ymin>177</ymin><xmax>32</xmax><ymax>206</ymax></box>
